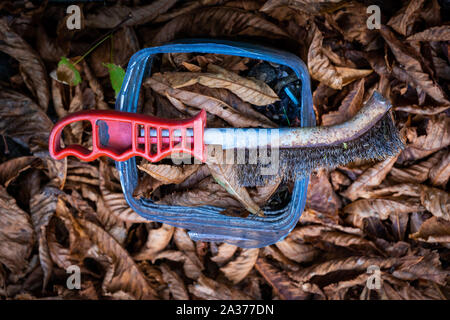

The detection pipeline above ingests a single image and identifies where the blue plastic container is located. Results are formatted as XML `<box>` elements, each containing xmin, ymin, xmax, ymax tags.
<box><xmin>115</xmin><ymin>40</ymin><xmax>315</xmax><ymax>248</ymax></box>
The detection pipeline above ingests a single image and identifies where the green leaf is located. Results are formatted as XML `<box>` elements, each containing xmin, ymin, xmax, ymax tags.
<box><xmin>103</xmin><ymin>63</ymin><xmax>125</xmax><ymax>97</ymax></box>
<box><xmin>56</xmin><ymin>57</ymin><xmax>82</xmax><ymax>86</ymax></box>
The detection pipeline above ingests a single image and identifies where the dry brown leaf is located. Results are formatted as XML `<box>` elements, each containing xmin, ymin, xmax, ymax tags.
<box><xmin>0</xmin><ymin>89</ymin><xmax>52</xmax><ymax>153</ymax></box>
<box><xmin>322</xmin><ymin>79</ymin><xmax>365</xmax><ymax>126</ymax></box>
<box><xmin>381</xmin><ymin>25</ymin><xmax>449</xmax><ymax>105</ymax></box>
<box><xmin>261</xmin><ymin>0</ymin><xmax>344</xmax><ymax>15</ymax></box>
<box><xmin>255</xmin><ymin>258</ymin><xmax>311</xmax><ymax>300</ymax></box>
<box><xmin>188</xmin><ymin>275</ymin><xmax>251</xmax><ymax>300</ymax></box>
<box><xmin>389</xmin><ymin>151</ymin><xmax>442</xmax><ymax>184</ymax></box>
<box><xmin>323</xmin><ymin>273</ymin><xmax>369</xmax><ymax>300</ymax></box>
<box><xmin>407</xmin><ymin>25</ymin><xmax>450</xmax><ymax>41</ymax></box>
<box><xmin>220</xmin><ymin>248</ymin><xmax>259</xmax><ymax>284</ymax></box>
<box><xmin>394</xmin><ymin>105</ymin><xmax>450</xmax><ymax>115</ymax></box>
<box><xmin>153</xmin><ymin>250</ymin><xmax>203</xmax><ymax>280</ymax></box>
<box><xmin>84</xmin><ymin>0</ymin><xmax>177</xmax><ymax>29</ymax></box>
<box><xmin>134</xmin><ymin>224</ymin><xmax>174</xmax><ymax>261</ymax></box>
<box><xmin>289</xmin><ymin>256</ymin><xmax>402</xmax><ymax>283</ymax></box>
<box><xmin>145</xmin><ymin>74</ymin><xmax>267</xmax><ymax>127</ymax></box>
<box><xmin>275</xmin><ymin>236</ymin><xmax>318</xmax><ymax>263</ymax></box>
<box><xmin>0</xmin><ymin>186</ymin><xmax>34</xmax><ymax>277</ymax></box>
<box><xmin>410</xmin><ymin>216</ymin><xmax>450</xmax><ymax>243</ymax></box>
<box><xmin>152</xmin><ymin>7</ymin><xmax>290</xmax><ymax>45</ymax></box>
<box><xmin>0</xmin><ymin>19</ymin><xmax>49</xmax><ymax>111</ymax></box>
<box><xmin>324</xmin><ymin>2</ymin><xmax>377</xmax><ymax>45</ymax></box>
<box><xmin>157</xmin><ymin>177</ymin><xmax>242</xmax><ymax>209</ymax></box>
<box><xmin>81</xmin><ymin>61</ymin><xmax>109</xmax><ymax>110</ymax></box>
<box><xmin>207</xmin><ymin>161</ymin><xmax>263</xmax><ymax>216</ymax></box>
<box><xmin>387</xmin><ymin>0</ymin><xmax>425</xmax><ymax>36</ymax></box>
<box><xmin>250</xmin><ymin>177</ymin><xmax>282</xmax><ymax>206</ymax></box>
<box><xmin>163</xmin><ymin>65</ymin><xmax>279</xmax><ymax>106</ymax></box>
<box><xmin>30</xmin><ymin>187</ymin><xmax>60</xmax><ymax>288</ymax></box>
<box><xmin>99</xmin><ymin>162</ymin><xmax>148</xmax><ymax>223</ymax></box>
<box><xmin>399</xmin><ymin>114</ymin><xmax>450</xmax><ymax>163</ymax></box>
<box><xmin>160</xmin><ymin>263</ymin><xmax>189</xmax><ymax>300</ymax></box>
<box><xmin>306</xmin><ymin>169</ymin><xmax>342</xmax><ymax>213</ymax></box>
<box><xmin>308</xmin><ymin>26</ymin><xmax>372</xmax><ymax>89</ymax></box>
<box><xmin>344</xmin><ymin>198</ymin><xmax>424</xmax><ymax>220</ymax></box>
<box><xmin>78</xmin><ymin>219</ymin><xmax>157</xmax><ymax>299</ymax></box>
<box><xmin>0</xmin><ymin>156</ymin><xmax>41</xmax><ymax>187</ymax></box>
<box><xmin>392</xmin><ymin>250</ymin><xmax>447</xmax><ymax>285</ymax></box>
<box><xmin>300</xmin><ymin>208</ymin><xmax>363</xmax><ymax>236</ymax></box>
<box><xmin>138</xmin><ymin>163</ymin><xmax>201</xmax><ymax>185</ymax></box>
<box><xmin>429</xmin><ymin>149</ymin><xmax>450</xmax><ymax>187</ymax></box>
<box><xmin>172</xmin><ymin>228</ymin><xmax>204</xmax><ymax>272</ymax></box>
<box><xmin>419</xmin><ymin>185</ymin><xmax>450</xmax><ymax>220</ymax></box>
<box><xmin>211</xmin><ymin>243</ymin><xmax>238</xmax><ymax>265</ymax></box>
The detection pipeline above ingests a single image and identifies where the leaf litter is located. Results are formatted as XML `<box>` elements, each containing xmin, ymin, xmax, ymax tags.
<box><xmin>0</xmin><ymin>0</ymin><xmax>448</xmax><ymax>300</ymax></box>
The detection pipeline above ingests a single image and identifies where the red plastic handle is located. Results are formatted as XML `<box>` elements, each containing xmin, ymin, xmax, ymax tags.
<box><xmin>49</xmin><ymin>109</ymin><xmax>207</xmax><ymax>163</ymax></box>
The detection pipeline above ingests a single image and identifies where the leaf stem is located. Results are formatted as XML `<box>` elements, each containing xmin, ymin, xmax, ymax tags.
<box><xmin>72</xmin><ymin>13</ymin><xmax>131</xmax><ymax>66</ymax></box>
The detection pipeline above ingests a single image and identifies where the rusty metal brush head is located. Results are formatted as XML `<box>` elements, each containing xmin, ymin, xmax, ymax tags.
<box><xmin>233</xmin><ymin>92</ymin><xmax>404</xmax><ymax>186</ymax></box>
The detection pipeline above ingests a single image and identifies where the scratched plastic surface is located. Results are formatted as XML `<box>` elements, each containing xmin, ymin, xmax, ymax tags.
<box><xmin>115</xmin><ymin>40</ymin><xmax>316</xmax><ymax>248</ymax></box>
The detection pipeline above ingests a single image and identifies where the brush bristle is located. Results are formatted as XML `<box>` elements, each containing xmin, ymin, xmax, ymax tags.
<box><xmin>235</xmin><ymin>113</ymin><xmax>404</xmax><ymax>187</ymax></box>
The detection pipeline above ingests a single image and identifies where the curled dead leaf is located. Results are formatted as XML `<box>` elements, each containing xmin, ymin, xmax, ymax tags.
<box><xmin>138</xmin><ymin>163</ymin><xmax>200</xmax><ymax>184</ymax></box>
<box><xmin>0</xmin><ymin>19</ymin><xmax>49</xmax><ymax>111</ymax></box>
<box><xmin>308</xmin><ymin>26</ymin><xmax>372</xmax><ymax>90</ymax></box>
<box><xmin>0</xmin><ymin>186</ymin><xmax>34</xmax><ymax>278</ymax></box>
<box><xmin>220</xmin><ymin>248</ymin><xmax>259</xmax><ymax>284</ymax></box>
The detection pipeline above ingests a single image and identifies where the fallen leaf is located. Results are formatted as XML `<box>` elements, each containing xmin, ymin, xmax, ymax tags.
<box><xmin>145</xmin><ymin>74</ymin><xmax>268</xmax><ymax>127</ymax></box>
<box><xmin>99</xmin><ymin>162</ymin><xmax>149</xmax><ymax>223</ymax></box>
<box><xmin>306</xmin><ymin>169</ymin><xmax>342</xmax><ymax>213</ymax></box>
<box><xmin>160</xmin><ymin>263</ymin><xmax>189</xmax><ymax>300</ymax></box>
<box><xmin>399</xmin><ymin>114</ymin><xmax>450</xmax><ymax>163</ymax></box>
<box><xmin>0</xmin><ymin>89</ymin><xmax>53</xmax><ymax>153</ymax></box>
<box><xmin>381</xmin><ymin>25</ymin><xmax>449</xmax><ymax>105</ymax></box>
<box><xmin>289</xmin><ymin>256</ymin><xmax>402</xmax><ymax>283</ymax></box>
<box><xmin>188</xmin><ymin>275</ymin><xmax>251</xmax><ymax>300</ymax></box>
<box><xmin>0</xmin><ymin>186</ymin><xmax>34</xmax><ymax>277</ymax></box>
<box><xmin>153</xmin><ymin>250</ymin><xmax>202</xmax><ymax>280</ymax></box>
<box><xmin>162</xmin><ymin>65</ymin><xmax>279</xmax><ymax>106</ymax></box>
<box><xmin>275</xmin><ymin>236</ymin><xmax>318</xmax><ymax>263</ymax></box>
<box><xmin>0</xmin><ymin>156</ymin><xmax>41</xmax><ymax>187</ymax></box>
<box><xmin>387</xmin><ymin>0</ymin><xmax>425</xmax><ymax>36</ymax></box>
<box><xmin>344</xmin><ymin>198</ymin><xmax>424</xmax><ymax>220</ymax></box>
<box><xmin>84</xmin><ymin>0</ymin><xmax>177</xmax><ymax>29</ymax></box>
<box><xmin>134</xmin><ymin>224</ymin><xmax>175</xmax><ymax>261</ymax></box>
<box><xmin>78</xmin><ymin>219</ymin><xmax>158</xmax><ymax>299</ymax></box>
<box><xmin>411</xmin><ymin>216</ymin><xmax>450</xmax><ymax>243</ymax></box>
<box><xmin>407</xmin><ymin>25</ymin><xmax>450</xmax><ymax>41</ymax></box>
<box><xmin>394</xmin><ymin>105</ymin><xmax>450</xmax><ymax>115</ymax></box>
<box><xmin>30</xmin><ymin>186</ymin><xmax>60</xmax><ymax>288</ymax></box>
<box><xmin>138</xmin><ymin>163</ymin><xmax>201</xmax><ymax>185</ymax></box>
<box><xmin>255</xmin><ymin>258</ymin><xmax>311</xmax><ymax>300</ymax></box>
<box><xmin>308</xmin><ymin>26</ymin><xmax>372</xmax><ymax>90</ymax></box>
<box><xmin>429</xmin><ymin>149</ymin><xmax>450</xmax><ymax>187</ymax></box>
<box><xmin>152</xmin><ymin>6</ymin><xmax>290</xmax><ymax>45</ymax></box>
<box><xmin>0</xmin><ymin>18</ymin><xmax>49</xmax><ymax>111</ymax></box>
<box><xmin>211</xmin><ymin>243</ymin><xmax>238</xmax><ymax>265</ymax></box>
<box><xmin>389</xmin><ymin>151</ymin><xmax>442</xmax><ymax>184</ymax></box>
<box><xmin>57</xmin><ymin>57</ymin><xmax>81</xmax><ymax>86</ymax></box>
<box><xmin>419</xmin><ymin>185</ymin><xmax>450</xmax><ymax>220</ymax></box>
<box><xmin>322</xmin><ymin>79</ymin><xmax>365</xmax><ymax>126</ymax></box>
<box><xmin>220</xmin><ymin>248</ymin><xmax>259</xmax><ymax>283</ymax></box>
